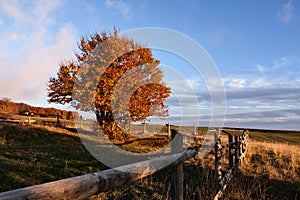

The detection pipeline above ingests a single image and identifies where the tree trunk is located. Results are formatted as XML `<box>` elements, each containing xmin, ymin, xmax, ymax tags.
<box><xmin>95</xmin><ymin>111</ymin><xmax>131</xmax><ymax>142</ymax></box>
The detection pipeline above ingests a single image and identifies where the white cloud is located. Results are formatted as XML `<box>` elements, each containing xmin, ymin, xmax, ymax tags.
<box><xmin>248</xmin><ymin>78</ymin><xmax>269</xmax><ymax>88</ymax></box>
<box><xmin>33</xmin><ymin>0</ymin><xmax>63</xmax><ymax>25</ymax></box>
<box><xmin>186</xmin><ymin>79</ymin><xmax>198</xmax><ymax>87</ymax></box>
<box><xmin>256</xmin><ymin>64</ymin><xmax>265</xmax><ymax>74</ymax></box>
<box><xmin>224</xmin><ymin>56</ymin><xmax>299</xmax><ymax>91</ymax></box>
<box><xmin>0</xmin><ymin>19</ymin><xmax>3</xmax><ymax>26</ymax></box>
<box><xmin>0</xmin><ymin>0</ymin><xmax>63</xmax><ymax>25</ymax></box>
<box><xmin>256</xmin><ymin>105</ymin><xmax>276</xmax><ymax>109</ymax></box>
<box><xmin>273</xmin><ymin>56</ymin><xmax>288</xmax><ymax>68</ymax></box>
<box><xmin>221</xmin><ymin>55</ymin><xmax>300</xmax><ymax>129</ymax></box>
<box><xmin>9</xmin><ymin>32</ymin><xmax>21</xmax><ymax>41</ymax></box>
<box><xmin>0</xmin><ymin>23</ymin><xmax>77</xmax><ymax>103</ymax></box>
<box><xmin>229</xmin><ymin>106</ymin><xmax>251</xmax><ymax>109</ymax></box>
<box><xmin>0</xmin><ymin>1</ymin><xmax>78</xmax><ymax>105</ymax></box>
<box><xmin>0</xmin><ymin>0</ymin><xmax>29</xmax><ymax>22</ymax></box>
<box><xmin>223</xmin><ymin>108</ymin><xmax>300</xmax><ymax>130</ymax></box>
<box><xmin>227</xmin><ymin>78</ymin><xmax>247</xmax><ymax>89</ymax></box>
<box><xmin>167</xmin><ymin>64</ymin><xmax>300</xmax><ymax>128</ymax></box>
<box><xmin>277</xmin><ymin>0</ymin><xmax>294</xmax><ymax>24</ymax></box>
<box><xmin>255</xmin><ymin>57</ymin><xmax>289</xmax><ymax>74</ymax></box>
<box><xmin>105</xmin><ymin>0</ymin><xmax>131</xmax><ymax>18</ymax></box>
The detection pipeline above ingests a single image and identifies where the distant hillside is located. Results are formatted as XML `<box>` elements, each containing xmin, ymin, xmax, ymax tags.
<box><xmin>0</xmin><ymin>98</ymin><xmax>79</xmax><ymax>120</ymax></box>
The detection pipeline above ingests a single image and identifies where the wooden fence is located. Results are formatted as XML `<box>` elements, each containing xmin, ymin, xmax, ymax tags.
<box><xmin>214</xmin><ymin>129</ymin><xmax>249</xmax><ymax>200</ymax></box>
<box><xmin>0</xmin><ymin>127</ymin><xmax>249</xmax><ymax>200</ymax></box>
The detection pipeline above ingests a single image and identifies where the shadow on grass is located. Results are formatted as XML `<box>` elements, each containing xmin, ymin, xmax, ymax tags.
<box><xmin>115</xmin><ymin>135</ymin><xmax>169</xmax><ymax>146</ymax></box>
<box><xmin>224</xmin><ymin>168</ymin><xmax>300</xmax><ymax>200</ymax></box>
<box><xmin>1</xmin><ymin>123</ymin><xmax>299</xmax><ymax>199</ymax></box>
<box><xmin>92</xmin><ymin>162</ymin><xmax>300</xmax><ymax>200</ymax></box>
<box><xmin>183</xmin><ymin>164</ymin><xmax>300</xmax><ymax>200</ymax></box>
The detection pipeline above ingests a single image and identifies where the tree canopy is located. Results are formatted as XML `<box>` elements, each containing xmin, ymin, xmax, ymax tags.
<box><xmin>48</xmin><ymin>29</ymin><xmax>171</xmax><ymax>141</ymax></box>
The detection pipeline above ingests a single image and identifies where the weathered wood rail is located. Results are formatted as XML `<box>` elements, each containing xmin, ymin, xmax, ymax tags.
<box><xmin>214</xmin><ymin>129</ymin><xmax>249</xmax><ymax>200</ymax></box>
<box><xmin>0</xmin><ymin>126</ymin><xmax>249</xmax><ymax>200</ymax></box>
<box><xmin>0</xmin><ymin>130</ymin><xmax>195</xmax><ymax>200</ymax></box>
<box><xmin>0</xmin><ymin>151</ymin><xmax>196</xmax><ymax>200</ymax></box>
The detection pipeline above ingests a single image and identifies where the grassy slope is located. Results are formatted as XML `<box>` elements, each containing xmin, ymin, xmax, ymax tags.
<box><xmin>0</xmin><ymin>123</ymin><xmax>107</xmax><ymax>192</ymax></box>
<box><xmin>221</xmin><ymin>127</ymin><xmax>300</xmax><ymax>145</ymax></box>
<box><xmin>0</xmin><ymin>123</ymin><xmax>299</xmax><ymax>199</ymax></box>
<box><xmin>96</xmin><ymin>128</ymin><xmax>300</xmax><ymax>200</ymax></box>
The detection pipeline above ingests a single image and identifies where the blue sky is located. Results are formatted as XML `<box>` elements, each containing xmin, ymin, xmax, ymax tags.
<box><xmin>0</xmin><ymin>0</ymin><xmax>300</xmax><ymax>130</ymax></box>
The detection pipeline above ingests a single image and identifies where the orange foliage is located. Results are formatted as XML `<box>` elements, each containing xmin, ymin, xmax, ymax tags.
<box><xmin>48</xmin><ymin>29</ymin><xmax>171</xmax><ymax>141</ymax></box>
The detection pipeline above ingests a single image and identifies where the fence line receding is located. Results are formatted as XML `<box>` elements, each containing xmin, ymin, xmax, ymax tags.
<box><xmin>0</xmin><ymin>125</ymin><xmax>249</xmax><ymax>200</ymax></box>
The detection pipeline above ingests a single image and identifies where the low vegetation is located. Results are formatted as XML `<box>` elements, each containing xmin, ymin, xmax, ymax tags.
<box><xmin>0</xmin><ymin>122</ymin><xmax>299</xmax><ymax>199</ymax></box>
<box><xmin>0</xmin><ymin>123</ymin><xmax>107</xmax><ymax>192</ymax></box>
<box><xmin>0</xmin><ymin>98</ymin><xmax>79</xmax><ymax>121</ymax></box>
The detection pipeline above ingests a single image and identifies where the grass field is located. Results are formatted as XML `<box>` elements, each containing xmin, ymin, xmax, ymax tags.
<box><xmin>0</xmin><ymin>122</ymin><xmax>299</xmax><ymax>199</ymax></box>
<box><xmin>0</xmin><ymin>123</ymin><xmax>108</xmax><ymax>192</ymax></box>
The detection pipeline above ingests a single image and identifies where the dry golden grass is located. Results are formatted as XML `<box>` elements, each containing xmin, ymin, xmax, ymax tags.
<box><xmin>1</xmin><ymin>123</ymin><xmax>299</xmax><ymax>199</ymax></box>
<box><xmin>241</xmin><ymin>140</ymin><xmax>300</xmax><ymax>183</ymax></box>
<box><xmin>91</xmin><ymin>137</ymin><xmax>300</xmax><ymax>199</ymax></box>
<box><xmin>220</xmin><ymin>139</ymin><xmax>300</xmax><ymax>200</ymax></box>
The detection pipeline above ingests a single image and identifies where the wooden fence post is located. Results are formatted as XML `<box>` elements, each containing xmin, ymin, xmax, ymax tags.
<box><xmin>234</xmin><ymin>135</ymin><xmax>239</xmax><ymax>164</ymax></box>
<box><xmin>214</xmin><ymin>130</ymin><xmax>222</xmax><ymax>188</ymax></box>
<box><xmin>143</xmin><ymin>120</ymin><xmax>147</xmax><ymax>134</ymax></box>
<box><xmin>239</xmin><ymin>136</ymin><xmax>243</xmax><ymax>158</ymax></box>
<box><xmin>241</xmin><ymin>130</ymin><xmax>248</xmax><ymax>160</ymax></box>
<box><xmin>56</xmin><ymin>114</ymin><xmax>59</xmax><ymax>126</ymax></box>
<box><xmin>241</xmin><ymin>133</ymin><xmax>245</xmax><ymax>155</ymax></box>
<box><xmin>244</xmin><ymin>131</ymin><xmax>248</xmax><ymax>152</ymax></box>
<box><xmin>214</xmin><ymin>130</ymin><xmax>250</xmax><ymax>200</ymax></box>
<box><xmin>0</xmin><ymin>149</ymin><xmax>197</xmax><ymax>200</ymax></box>
<box><xmin>171</xmin><ymin>129</ymin><xmax>183</xmax><ymax>200</ymax></box>
<box><xmin>228</xmin><ymin>134</ymin><xmax>233</xmax><ymax>168</ymax></box>
<box><xmin>168</xmin><ymin>122</ymin><xmax>171</xmax><ymax>138</ymax></box>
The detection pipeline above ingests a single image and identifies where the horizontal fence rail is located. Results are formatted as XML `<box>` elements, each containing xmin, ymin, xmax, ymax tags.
<box><xmin>0</xmin><ymin>125</ymin><xmax>249</xmax><ymax>200</ymax></box>
<box><xmin>0</xmin><ymin>131</ymin><xmax>196</xmax><ymax>200</ymax></box>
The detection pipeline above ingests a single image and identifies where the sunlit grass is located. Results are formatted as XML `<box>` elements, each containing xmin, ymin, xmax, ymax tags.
<box><xmin>0</xmin><ymin>123</ymin><xmax>108</xmax><ymax>192</ymax></box>
<box><xmin>0</xmin><ymin>123</ymin><xmax>299</xmax><ymax>199</ymax></box>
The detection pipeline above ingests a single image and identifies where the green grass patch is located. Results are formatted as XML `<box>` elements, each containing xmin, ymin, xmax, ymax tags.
<box><xmin>0</xmin><ymin>123</ymin><xmax>107</xmax><ymax>192</ymax></box>
<box><xmin>0</xmin><ymin>123</ymin><xmax>299</xmax><ymax>199</ymax></box>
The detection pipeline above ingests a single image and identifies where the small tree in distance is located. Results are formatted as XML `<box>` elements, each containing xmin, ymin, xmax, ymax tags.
<box><xmin>47</xmin><ymin>28</ymin><xmax>171</xmax><ymax>141</ymax></box>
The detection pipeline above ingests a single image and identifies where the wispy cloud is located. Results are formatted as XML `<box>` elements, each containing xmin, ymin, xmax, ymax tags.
<box><xmin>0</xmin><ymin>0</ymin><xmax>63</xmax><ymax>25</ymax></box>
<box><xmin>105</xmin><ymin>0</ymin><xmax>131</xmax><ymax>18</ymax></box>
<box><xmin>273</xmin><ymin>56</ymin><xmax>289</xmax><ymax>68</ymax></box>
<box><xmin>221</xmin><ymin>60</ymin><xmax>300</xmax><ymax>130</ymax></box>
<box><xmin>0</xmin><ymin>1</ymin><xmax>77</xmax><ymax>105</ymax></box>
<box><xmin>32</xmin><ymin>0</ymin><xmax>62</xmax><ymax>25</ymax></box>
<box><xmin>256</xmin><ymin>64</ymin><xmax>266</xmax><ymax>75</ymax></box>
<box><xmin>0</xmin><ymin>0</ymin><xmax>29</xmax><ymax>22</ymax></box>
<box><xmin>226</xmin><ymin>78</ymin><xmax>247</xmax><ymax>89</ymax></box>
<box><xmin>277</xmin><ymin>0</ymin><xmax>294</xmax><ymax>24</ymax></box>
<box><xmin>223</xmin><ymin>109</ymin><xmax>300</xmax><ymax>130</ymax></box>
<box><xmin>176</xmin><ymin>55</ymin><xmax>300</xmax><ymax>129</ymax></box>
<box><xmin>256</xmin><ymin>57</ymin><xmax>290</xmax><ymax>73</ymax></box>
<box><xmin>0</xmin><ymin>23</ymin><xmax>77</xmax><ymax>103</ymax></box>
<box><xmin>226</xmin><ymin>88</ymin><xmax>300</xmax><ymax>102</ymax></box>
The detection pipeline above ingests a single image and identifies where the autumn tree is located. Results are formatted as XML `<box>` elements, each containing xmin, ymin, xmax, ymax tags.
<box><xmin>0</xmin><ymin>98</ymin><xmax>18</xmax><ymax>114</ymax></box>
<box><xmin>48</xmin><ymin>29</ymin><xmax>171</xmax><ymax>141</ymax></box>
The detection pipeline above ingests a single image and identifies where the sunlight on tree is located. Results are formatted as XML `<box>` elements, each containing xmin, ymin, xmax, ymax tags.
<box><xmin>48</xmin><ymin>28</ymin><xmax>171</xmax><ymax>141</ymax></box>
